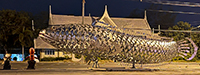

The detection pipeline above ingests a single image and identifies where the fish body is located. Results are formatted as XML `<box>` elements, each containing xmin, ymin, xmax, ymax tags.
<box><xmin>39</xmin><ymin>24</ymin><xmax>198</xmax><ymax>64</ymax></box>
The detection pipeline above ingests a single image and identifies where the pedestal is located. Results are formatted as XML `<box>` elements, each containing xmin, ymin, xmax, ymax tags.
<box><xmin>27</xmin><ymin>60</ymin><xmax>36</xmax><ymax>69</ymax></box>
<box><xmin>3</xmin><ymin>60</ymin><xmax>11</xmax><ymax>70</ymax></box>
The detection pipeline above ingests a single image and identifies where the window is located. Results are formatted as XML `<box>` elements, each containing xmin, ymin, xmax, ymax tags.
<box><xmin>45</xmin><ymin>50</ymin><xmax>55</xmax><ymax>55</ymax></box>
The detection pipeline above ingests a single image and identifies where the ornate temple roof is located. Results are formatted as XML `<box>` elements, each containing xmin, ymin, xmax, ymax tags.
<box><xmin>34</xmin><ymin>37</ymin><xmax>57</xmax><ymax>49</ymax></box>
<box><xmin>50</xmin><ymin>14</ymin><xmax>96</xmax><ymax>25</ymax></box>
<box><xmin>111</xmin><ymin>17</ymin><xmax>151</xmax><ymax>35</ymax></box>
<box><xmin>49</xmin><ymin>5</ymin><xmax>152</xmax><ymax>36</ymax></box>
<box><xmin>35</xmin><ymin>5</ymin><xmax>156</xmax><ymax>49</ymax></box>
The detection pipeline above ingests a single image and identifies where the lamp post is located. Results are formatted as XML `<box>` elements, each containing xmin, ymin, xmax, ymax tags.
<box><xmin>82</xmin><ymin>0</ymin><xmax>85</xmax><ymax>24</ymax></box>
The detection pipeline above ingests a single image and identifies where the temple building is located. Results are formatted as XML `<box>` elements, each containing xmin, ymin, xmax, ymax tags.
<box><xmin>49</xmin><ymin>5</ymin><xmax>152</xmax><ymax>37</ymax></box>
<box><xmin>34</xmin><ymin>4</ymin><xmax>163</xmax><ymax>59</ymax></box>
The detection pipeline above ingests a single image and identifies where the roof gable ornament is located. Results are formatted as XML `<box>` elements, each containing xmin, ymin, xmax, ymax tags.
<box><xmin>82</xmin><ymin>0</ymin><xmax>86</xmax><ymax>24</ymax></box>
<box><xmin>82</xmin><ymin>0</ymin><xmax>86</xmax><ymax>3</ymax></box>
<box><xmin>97</xmin><ymin>5</ymin><xmax>117</xmax><ymax>27</ymax></box>
<box><xmin>49</xmin><ymin>5</ymin><xmax>53</xmax><ymax>25</ymax></box>
<box><xmin>49</xmin><ymin>5</ymin><xmax>51</xmax><ymax>15</ymax></box>
<box><xmin>144</xmin><ymin>10</ymin><xmax>147</xmax><ymax>20</ymax></box>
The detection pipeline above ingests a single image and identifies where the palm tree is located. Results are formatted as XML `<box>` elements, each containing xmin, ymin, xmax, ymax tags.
<box><xmin>0</xmin><ymin>9</ymin><xmax>34</xmax><ymax>61</ymax></box>
<box><xmin>13</xmin><ymin>26</ymin><xmax>34</xmax><ymax>60</ymax></box>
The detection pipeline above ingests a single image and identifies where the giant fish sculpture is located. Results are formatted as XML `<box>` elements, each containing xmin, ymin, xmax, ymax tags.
<box><xmin>39</xmin><ymin>23</ymin><xmax>198</xmax><ymax>66</ymax></box>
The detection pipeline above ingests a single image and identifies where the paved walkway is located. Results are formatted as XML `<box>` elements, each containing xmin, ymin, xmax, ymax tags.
<box><xmin>1</xmin><ymin>61</ymin><xmax>200</xmax><ymax>75</ymax></box>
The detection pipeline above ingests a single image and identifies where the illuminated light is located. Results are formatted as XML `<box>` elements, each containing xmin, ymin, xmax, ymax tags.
<box><xmin>40</xmin><ymin>30</ymin><xmax>46</xmax><ymax>34</ymax></box>
<box><xmin>11</xmin><ymin>54</ymin><xmax>23</xmax><ymax>61</ymax></box>
<box><xmin>160</xmin><ymin>42</ymin><xmax>165</xmax><ymax>46</ymax></box>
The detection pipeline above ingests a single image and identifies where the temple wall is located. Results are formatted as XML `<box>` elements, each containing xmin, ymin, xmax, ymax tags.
<box><xmin>40</xmin><ymin>49</ymin><xmax>66</xmax><ymax>59</ymax></box>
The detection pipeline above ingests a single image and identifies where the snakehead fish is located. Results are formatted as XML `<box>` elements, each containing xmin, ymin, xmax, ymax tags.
<box><xmin>39</xmin><ymin>24</ymin><xmax>198</xmax><ymax>64</ymax></box>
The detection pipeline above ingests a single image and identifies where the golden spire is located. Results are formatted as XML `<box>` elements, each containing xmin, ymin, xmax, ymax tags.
<box><xmin>82</xmin><ymin>0</ymin><xmax>86</xmax><ymax>3</ymax></box>
<box><xmin>144</xmin><ymin>10</ymin><xmax>147</xmax><ymax>20</ymax></box>
<box><xmin>49</xmin><ymin>5</ymin><xmax>53</xmax><ymax>25</ymax></box>
<box><xmin>82</xmin><ymin>0</ymin><xmax>85</xmax><ymax>24</ymax></box>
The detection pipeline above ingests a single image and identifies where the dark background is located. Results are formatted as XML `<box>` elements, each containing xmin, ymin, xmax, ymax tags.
<box><xmin>0</xmin><ymin>0</ymin><xmax>200</xmax><ymax>26</ymax></box>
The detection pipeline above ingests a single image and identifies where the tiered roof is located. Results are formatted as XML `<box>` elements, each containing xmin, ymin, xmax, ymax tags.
<box><xmin>49</xmin><ymin>5</ymin><xmax>152</xmax><ymax>36</ymax></box>
<box><xmin>35</xmin><ymin>5</ymin><xmax>160</xmax><ymax>49</ymax></box>
<box><xmin>34</xmin><ymin>37</ymin><xmax>56</xmax><ymax>49</ymax></box>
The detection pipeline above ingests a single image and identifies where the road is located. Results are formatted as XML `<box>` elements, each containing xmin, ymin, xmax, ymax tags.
<box><xmin>1</xmin><ymin>61</ymin><xmax>200</xmax><ymax>75</ymax></box>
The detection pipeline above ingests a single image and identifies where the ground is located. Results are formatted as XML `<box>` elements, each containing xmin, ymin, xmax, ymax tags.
<box><xmin>1</xmin><ymin>61</ymin><xmax>200</xmax><ymax>75</ymax></box>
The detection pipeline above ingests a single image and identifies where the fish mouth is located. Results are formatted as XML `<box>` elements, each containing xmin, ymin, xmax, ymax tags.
<box><xmin>39</xmin><ymin>30</ymin><xmax>55</xmax><ymax>41</ymax></box>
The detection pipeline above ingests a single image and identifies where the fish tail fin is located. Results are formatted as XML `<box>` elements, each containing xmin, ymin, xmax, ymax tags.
<box><xmin>178</xmin><ymin>37</ymin><xmax>198</xmax><ymax>61</ymax></box>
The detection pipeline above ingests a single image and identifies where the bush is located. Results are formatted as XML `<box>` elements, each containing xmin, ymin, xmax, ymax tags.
<box><xmin>171</xmin><ymin>56</ymin><xmax>198</xmax><ymax>62</ymax></box>
<box><xmin>41</xmin><ymin>57</ymin><xmax>55</xmax><ymax>61</ymax></box>
<box><xmin>188</xmin><ymin>58</ymin><xmax>197</xmax><ymax>62</ymax></box>
<box><xmin>75</xmin><ymin>54</ymin><xmax>81</xmax><ymax>59</ymax></box>
<box><xmin>101</xmin><ymin>57</ymin><xmax>109</xmax><ymax>60</ymax></box>
<box><xmin>65</xmin><ymin>55</ymin><xmax>70</xmax><ymax>59</ymax></box>
<box><xmin>13</xmin><ymin>57</ymin><xmax>17</xmax><ymax>61</ymax></box>
<box><xmin>55</xmin><ymin>57</ymin><xmax>66</xmax><ymax>60</ymax></box>
<box><xmin>41</xmin><ymin>57</ymin><xmax>71</xmax><ymax>61</ymax></box>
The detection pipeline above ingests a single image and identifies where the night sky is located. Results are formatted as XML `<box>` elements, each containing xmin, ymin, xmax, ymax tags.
<box><xmin>0</xmin><ymin>0</ymin><xmax>200</xmax><ymax>26</ymax></box>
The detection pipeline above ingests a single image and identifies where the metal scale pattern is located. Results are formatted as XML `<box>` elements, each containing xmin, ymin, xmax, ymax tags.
<box><xmin>39</xmin><ymin>23</ymin><xmax>198</xmax><ymax>64</ymax></box>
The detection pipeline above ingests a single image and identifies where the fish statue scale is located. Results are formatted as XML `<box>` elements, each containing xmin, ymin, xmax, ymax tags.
<box><xmin>39</xmin><ymin>24</ymin><xmax>198</xmax><ymax>64</ymax></box>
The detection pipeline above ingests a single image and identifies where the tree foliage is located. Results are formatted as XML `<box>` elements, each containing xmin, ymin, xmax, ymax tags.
<box><xmin>160</xmin><ymin>21</ymin><xmax>200</xmax><ymax>61</ymax></box>
<box><xmin>147</xmin><ymin>4</ymin><xmax>177</xmax><ymax>29</ymax></box>
<box><xmin>127</xmin><ymin>4</ymin><xmax>177</xmax><ymax>29</ymax></box>
<box><xmin>127</xmin><ymin>9</ymin><xmax>143</xmax><ymax>18</ymax></box>
<box><xmin>33</xmin><ymin>11</ymin><xmax>48</xmax><ymax>29</ymax></box>
<box><xmin>31</xmin><ymin>11</ymin><xmax>49</xmax><ymax>39</ymax></box>
<box><xmin>0</xmin><ymin>9</ymin><xmax>34</xmax><ymax>53</ymax></box>
<box><xmin>161</xmin><ymin>21</ymin><xmax>191</xmax><ymax>41</ymax></box>
<box><xmin>12</xmin><ymin>26</ymin><xmax>34</xmax><ymax>47</ymax></box>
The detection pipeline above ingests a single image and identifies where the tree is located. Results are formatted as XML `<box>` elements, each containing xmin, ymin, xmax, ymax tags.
<box><xmin>12</xmin><ymin>26</ymin><xmax>34</xmax><ymax>60</ymax></box>
<box><xmin>31</xmin><ymin>11</ymin><xmax>49</xmax><ymax>39</ymax></box>
<box><xmin>160</xmin><ymin>21</ymin><xmax>200</xmax><ymax>61</ymax></box>
<box><xmin>147</xmin><ymin>4</ymin><xmax>177</xmax><ymax>29</ymax></box>
<box><xmin>161</xmin><ymin>21</ymin><xmax>191</xmax><ymax>41</ymax></box>
<box><xmin>127</xmin><ymin>9</ymin><xmax>143</xmax><ymax>18</ymax></box>
<box><xmin>127</xmin><ymin>4</ymin><xmax>177</xmax><ymax>29</ymax></box>
<box><xmin>33</xmin><ymin>11</ymin><xmax>48</xmax><ymax>29</ymax></box>
<box><xmin>0</xmin><ymin>9</ymin><xmax>34</xmax><ymax>59</ymax></box>
<box><xmin>191</xmin><ymin>32</ymin><xmax>200</xmax><ymax>60</ymax></box>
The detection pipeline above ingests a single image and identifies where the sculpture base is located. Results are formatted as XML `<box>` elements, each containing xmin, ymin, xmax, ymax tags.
<box><xmin>27</xmin><ymin>60</ymin><xmax>36</xmax><ymax>69</ymax></box>
<box><xmin>90</xmin><ymin>67</ymin><xmax>160</xmax><ymax>72</ymax></box>
<box><xmin>3</xmin><ymin>60</ymin><xmax>11</xmax><ymax>70</ymax></box>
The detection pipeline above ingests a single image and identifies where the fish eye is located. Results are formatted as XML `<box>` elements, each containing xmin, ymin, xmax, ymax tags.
<box><xmin>51</xmin><ymin>26</ymin><xmax>56</xmax><ymax>31</ymax></box>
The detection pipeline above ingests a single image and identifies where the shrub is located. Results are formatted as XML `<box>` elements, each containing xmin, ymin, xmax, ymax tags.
<box><xmin>75</xmin><ymin>54</ymin><xmax>81</xmax><ymax>59</ymax></box>
<box><xmin>188</xmin><ymin>58</ymin><xmax>197</xmax><ymax>62</ymax></box>
<box><xmin>13</xmin><ymin>57</ymin><xmax>17</xmax><ymax>61</ymax></box>
<box><xmin>41</xmin><ymin>57</ymin><xmax>55</xmax><ymax>61</ymax></box>
<box><xmin>65</xmin><ymin>55</ymin><xmax>70</xmax><ymax>59</ymax></box>
<box><xmin>55</xmin><ymin>57</ymin><xmax>66</xmax><ymax>60</ymax></box>
<box><xmin>101</xmin><ymin>57</ymin><xmax>109</xmax><ymax>60</ymax></box>
<box><xmin>41</xmin><ymin>57</ymin><xmax>71</xmax><ymax>61</ymax></box>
